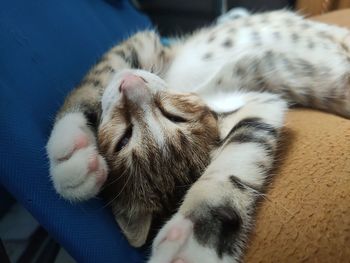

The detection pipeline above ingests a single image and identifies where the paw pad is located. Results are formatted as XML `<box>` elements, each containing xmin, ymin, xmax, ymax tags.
<box><xmin>167</xmin><ymin>227</ymin><xmax>183</xmax><ymax>241</ymax></box>
<box><xmin>95</xmin><ymin>166</ymin><xmax>108</xmax><ymax>188</ymax></box>
<box><xmin>74</xmin><ymin>134</ymin><xmax>89</xmax><ymax>150</ymax></box>
<box><xmin>88</xmin><ymin>154</ymin><xmax>99</xmax><ymax>171</ymax></box>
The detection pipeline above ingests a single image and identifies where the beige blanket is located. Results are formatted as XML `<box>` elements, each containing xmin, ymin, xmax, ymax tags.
<box><xmin>245</xmin><ymin>10</ymin><xmax>350</xmax><ymax>262</ymax></box>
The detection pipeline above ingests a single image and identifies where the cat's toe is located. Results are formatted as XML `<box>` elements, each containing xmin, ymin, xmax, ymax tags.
<box><xmin>55</xmin><ymin>133</ymin><xmax>90</xmax><ymax>162</ymax></box>
<box><xmin>149</xmin><ymin>214</ymin><xmax>193</xmax><ymax>263</ymax></box>
<box><xmin>90</xmin><ymin>154</ymin><xmax>108</xmax><ymax>188</ymax></box>
<box><xmin>50</xmin><ymin>146</ymin><xmax>108</xmax><ymax>201</ymax></box>
<box><xmin>154</xmin><ymin>214</ymin><xmax>193</xmax><ymax>247</ymax></box>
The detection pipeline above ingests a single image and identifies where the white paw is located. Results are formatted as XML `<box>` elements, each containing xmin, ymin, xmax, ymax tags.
<box><xmin>149</xmin><ymin>214</ymin><xmax>193</xmax><ymax>263</ymax></box>
<box><xmin>216</xmin><ymin>7</ymin><xmax>250</xmax><ymax>24</ymax></box>
<box><xmin>47</xmin><ymin>112</ymin><xmax>108</xmax><ymax>201</ymax></box>
<box><xmin>148</xmin><ymin>213</ymin><xmax>231</xmax><ymax>263</ymax></box>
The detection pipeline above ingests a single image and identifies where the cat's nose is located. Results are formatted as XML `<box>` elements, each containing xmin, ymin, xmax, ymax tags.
<box><xmin>119</xmin><ymin>74</ymin><xmax>145</xmax><ymax>93</ymax></box>
<box><xmin>119</xmin><ymin>73</ymin><xmax>151</xmax><ymax>106</ymax></box>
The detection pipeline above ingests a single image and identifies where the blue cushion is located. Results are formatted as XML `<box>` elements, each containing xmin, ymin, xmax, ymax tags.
<box><xmin>0</xmin><ymin>0</ymin><xmax>152</xmax><ymax>262</ymax></box>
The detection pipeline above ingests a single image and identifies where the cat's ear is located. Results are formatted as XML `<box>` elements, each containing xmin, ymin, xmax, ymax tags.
<box><xmin>114</xmin><ymin>212</ymin><xmax>152</xmax><ymax>247</ymax></box>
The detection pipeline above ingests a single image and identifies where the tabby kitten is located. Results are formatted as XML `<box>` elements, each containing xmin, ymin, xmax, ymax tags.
<box><xmin>46</xmin><ymin>9</ymin><xmax>350</xmax><ymax>262</ymax></box>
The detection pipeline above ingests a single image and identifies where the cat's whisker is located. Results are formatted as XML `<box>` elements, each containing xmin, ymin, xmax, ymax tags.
<box><xmin>102</xmin><ymin>171</ymin><xmax>133</xmax><ymax>208</ymax></box>
<box><xmin>259</xmin><ymin>194</ymin><xmax>295</xmax><ymax>218</ymax></box>
<box><xmin>126</xmin><ymin>205</ymin><xmax>135</xmax><ymax>229</ymax></box>
<box><xmin>101</xmin><ymin>168</ymin><xmax>128</xmax><ymax>190</ymax></box>
<box><xmin>238</xmin><ymin>180</ymin><xmax>297</xmax><ymax>224</ymax></box>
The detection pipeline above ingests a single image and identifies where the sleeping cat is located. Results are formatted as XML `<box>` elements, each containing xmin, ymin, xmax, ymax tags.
<box><xmin>46</xmin><ymin>9</ymin><xmax>350</xmax><ymax>263</ymax></box>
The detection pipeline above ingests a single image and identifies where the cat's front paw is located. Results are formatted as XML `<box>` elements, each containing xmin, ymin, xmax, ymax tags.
<box><xmin>149</xmin><ymin>206</ymin><xmax>242</xmax><ymax>263</ymax></box>
<box><xmin>47</xmin><ymin>112</ymin><xmax>108</xmax><ymax>201</ymax></box>
<box><xmin>149</xmin><ymin>214</ymin><xmax>193</xmax><ymax>263</ymax></box>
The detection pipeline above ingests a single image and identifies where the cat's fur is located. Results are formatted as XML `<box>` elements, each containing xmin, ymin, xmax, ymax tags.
<box><xmin>46</xmin><ymin>9</ymin><xmax>350</xmax><ymax>262</ymax></box>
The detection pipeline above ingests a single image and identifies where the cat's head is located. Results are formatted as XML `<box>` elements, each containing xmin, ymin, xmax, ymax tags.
<box><xmin>98</xmin><ymin>69</ymin><xmax>219</xmax><ymax>247</ymax></box>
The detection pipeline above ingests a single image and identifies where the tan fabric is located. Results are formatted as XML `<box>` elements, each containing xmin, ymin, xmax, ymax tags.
<box><xmin>297</xmin><ymin>0</ymin><xmax>350</xmax><ymax>16</ymax></box>
<box><xmin>244</xmin><ymin>11</ymin><xmax>350</xmax><ymax>263</ymax></box>
<box><xmin>311</xmin><ymin>8</ymin><xmax>350</xmax><ymax>27</ymax></box>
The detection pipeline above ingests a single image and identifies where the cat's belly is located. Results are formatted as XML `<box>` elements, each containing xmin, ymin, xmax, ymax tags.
<box><xmin>164</xmin><ymin>38</ymin><xmax>238</xmax><ymax>92</ymax></box>
<box><xmin>165</xmin><ymin>11</ymin><xmax>349</xmax><ymax>94</ymax></box>
<box><xmin>165</xmin><ymin>25</ymin><xmax>283</xmax><ymax>92</ymax></box>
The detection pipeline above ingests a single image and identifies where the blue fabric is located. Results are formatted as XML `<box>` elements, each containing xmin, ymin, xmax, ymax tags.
<box><xmin>0</xmin><ymin>1</ymin><xmax>152</xmax><ymax>262</ymax></box>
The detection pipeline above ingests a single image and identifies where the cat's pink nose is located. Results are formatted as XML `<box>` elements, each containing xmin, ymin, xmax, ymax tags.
<box><xmin>119</xmin><ymin>74</ymin><xmax>145</xmax><ymax>93</ymax></box>
<box><xmin>119</xmin><ymin>73</ymin><xmax>151</xmax><ymax>106</ymax></box>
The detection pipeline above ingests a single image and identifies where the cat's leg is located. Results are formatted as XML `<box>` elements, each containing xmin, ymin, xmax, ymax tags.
<box><xmin>198</xmin><ymin>44</ymin><xmax>350</xmax><ymax>118</ymax></box>
<box><xmin>47</xmin><ymin>31</ymin><xmax>171</xmax><ymax>201</ymax></box>
<box><xmin>149</xmin><ymin>92</ymin><xmax>287</xmax><ymax>263</ymax></box>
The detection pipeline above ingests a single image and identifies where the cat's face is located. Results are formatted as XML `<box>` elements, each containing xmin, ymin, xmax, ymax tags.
<box><xmin>98</xmin><ymin>70</ymin><xmax>219</xmax><ymax>247</ymax></box>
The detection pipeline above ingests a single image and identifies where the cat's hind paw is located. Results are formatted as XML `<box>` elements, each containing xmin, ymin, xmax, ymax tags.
<box><xmin>47</xmin><ymin>112</ymin><xmax>108</xmax><ymax>201</ymax></box>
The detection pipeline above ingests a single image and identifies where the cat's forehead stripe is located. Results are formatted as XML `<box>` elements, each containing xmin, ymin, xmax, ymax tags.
<box><xmin>144</xmin><ymin>112</ymin><xmax>165</xmax><ymax>147</ymax></box>
<box><xmin>101</xmin><ymin>74</ymin><xmax>122</xmax><ymax>120</ymax></box>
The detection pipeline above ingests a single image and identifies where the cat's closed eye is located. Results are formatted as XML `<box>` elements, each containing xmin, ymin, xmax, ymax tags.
<box><xmin>115</xmin><ymin>125</ymin><xmax>132</xmax><ymax>152</ymax></box>
<box><xmin>161</xmin><ymin>109</ymin><xmax>187</xmax><ymax>123</ymax></box>
<box><xmin>157</xmin><ymin>102</ymin><xmax>187</xmax><ymax>123</ymax></box>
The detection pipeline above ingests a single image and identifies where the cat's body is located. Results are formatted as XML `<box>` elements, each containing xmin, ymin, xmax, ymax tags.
<box><xmin>166</xmin><ymin>10</ymin><xmax>349</xmax><ymax>114</ymax></box>
<box><xmin>47</xmin><ymin>10</ymin><xmax>350</xmax><ymax>262</ymax></box>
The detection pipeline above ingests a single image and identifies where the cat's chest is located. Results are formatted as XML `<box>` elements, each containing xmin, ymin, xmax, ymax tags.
<box><xmin>164</xmin><ymin>32</ymin><xmax>244</xmax><ymax>92</ymax></box>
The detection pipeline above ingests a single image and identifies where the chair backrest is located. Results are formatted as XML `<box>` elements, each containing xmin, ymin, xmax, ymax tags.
<box><xmin>0</xmin><ymin>1</ymin><xmax>151</xmax><ymax>262</ymax></box>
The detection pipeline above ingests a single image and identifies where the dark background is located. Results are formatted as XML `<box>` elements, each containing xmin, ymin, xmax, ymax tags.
<box><xmin>134</xmin><ymin>0</ymin><xmax>296</xmax><ymax>36</ymax></box>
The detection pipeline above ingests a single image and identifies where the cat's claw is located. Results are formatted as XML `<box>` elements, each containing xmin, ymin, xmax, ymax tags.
<box><xmin>47</xmin><ymin>112</ymin><xmax>108</xmax><ymax>201</ymax></box>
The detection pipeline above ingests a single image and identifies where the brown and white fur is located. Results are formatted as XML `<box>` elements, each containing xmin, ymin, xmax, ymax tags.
<box><xmin>46</xmin><ymin>9</ymin><xmax>350</xmax><ymax>262</ymax></box>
